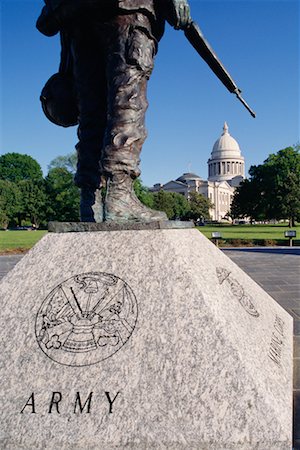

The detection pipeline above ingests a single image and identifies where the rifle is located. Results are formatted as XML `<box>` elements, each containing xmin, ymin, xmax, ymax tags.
<box><xmin>184</xmin><ymin>22</ymin><xmax>256</xmax><ymax>118</ymax></box>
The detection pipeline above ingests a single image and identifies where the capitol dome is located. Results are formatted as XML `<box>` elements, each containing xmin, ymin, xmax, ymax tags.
<box><xmin>208</xmin><ymin>122</ymin><xmax>245</xmax><ymax>183</ymax></box>
<box><xmin>176</xmin><ymin>172</ymin><xmax>202</xmax><ymax>183</ymax></box>
<box><xmin>211</xmin><ymin>122</ymin><xmax>241</xmax><ymax>158</ymax></box>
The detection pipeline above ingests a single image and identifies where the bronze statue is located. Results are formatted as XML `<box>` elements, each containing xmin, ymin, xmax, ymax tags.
<box><xmin>37</xmin><ymin>0</ymin><xmax>254</xmax><ymax>223</ymax></box>
<box><xmin>37</xmin><ymin>0</ymin><xmax>191</xmax><ymax>223</ymax></box>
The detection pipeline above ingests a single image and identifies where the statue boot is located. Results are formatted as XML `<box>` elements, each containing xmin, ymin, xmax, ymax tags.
<box><xmin>104</xmin><ymin>173</ymin><xmax>167</xmax><ymax>223</ymax></box>
<box><xmin>80</xmin><ymin>186</ymin><xmax>103</xmax><ymax>222</ymax></box>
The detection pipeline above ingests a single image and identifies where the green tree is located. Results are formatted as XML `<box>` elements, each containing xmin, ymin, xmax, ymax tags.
<box><xmin>172</xmin><ymin>192</ymin><xmax>190</xmax><ymax>219</ymax></box>
<box><xmin>0</xmin><ymin>153</ymin><xmax>43</xmax><ymax>183</ymax></box>
<box><xmin>230</xmin><ymin>178</ymin><xmax>264</xmax><ymax>222</ymax></box>
<box><xmin>48</xmin><ymin>152</ymin><xmax>77</xmax><ymax>174</ymax></box>
<box><xmin>152</xmin><ymin>190</ymin><xmax>190</xmax><ymax>219</ymax></box>
<box><xmin>45</xmin><ymin>167</ymin><xmax>80</xmax><ymax>221</ymax></box>
<box><xmin>230</xmin><ymin>146</ymin><xmax>300</xmax><ymax>226</ymax></box>
<box><xmin>17</xmin><ymin>180</ymin><xmax>47</xmax><ymax>228</ymax></box>
<box><xmin>133</xmin><ymin>178</ymin><xmax>154</xmax><ymax>208</ymax></box>
<box><xmin>0</xmin><ymin>153</ymin><xmax>46</xmax><ymax>227</ymax></box>
<box><xmin>0</xmin><ymin>180</ymin><xmax>21</xmax><ymax>228</ymax></box>
<box><xmin>185</xmin><ymin>192</ymin><xmax>212</xmax><ymax>221</ymax></box>
<box><xmin>262</xmin><ymin>146</ymin><xmax>300</xmax><ymax>226</ymax></box>
<box><xmin>152</xmin><ymin>191</ymin><xmax>174</xmax><ymax>218</ymax></box>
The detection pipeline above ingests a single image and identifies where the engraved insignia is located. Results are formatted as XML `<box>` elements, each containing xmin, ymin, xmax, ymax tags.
<box><xmin>216</xmin><ymin>267</ymin><xmax>230</xmax><ymax>284</ymax></box>
<box><xmin>217</xmin><ymin>267</ymin><xmax>259</xmax><ymax>317</ymax></box>
<box><xmin>35</xmin><ymin>272</ymin><xmax>138</xmax><ymax>366</ymax></box>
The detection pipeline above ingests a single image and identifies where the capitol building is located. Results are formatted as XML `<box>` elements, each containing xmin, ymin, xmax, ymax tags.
<box><xmin>151</xmin><ymin>123</ymin><xmax>245</xmax><ymax>221</ymax></box>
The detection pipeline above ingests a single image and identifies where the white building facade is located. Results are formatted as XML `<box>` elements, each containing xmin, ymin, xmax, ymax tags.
<box><xmin>151</xmin><ymin>123</ymin><xmax>245</xmax><ymax>221</ymax></box>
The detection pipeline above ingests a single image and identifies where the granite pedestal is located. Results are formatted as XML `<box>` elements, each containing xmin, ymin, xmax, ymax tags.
<box><xmin>0</xmin><ymin>228</ymin><xmax>293</xmax><ymax>449</ymax></box>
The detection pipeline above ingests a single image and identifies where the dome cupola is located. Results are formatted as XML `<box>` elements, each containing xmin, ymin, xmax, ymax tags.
<box><xmin>211</xmin><ymin>122</ymin><xmax>241</xmax><ymax>159</ymax></box>
<box><xmin>208</xmin><ymin>122</ymin><xmax>245</xmax><ymax>183</ymax></box>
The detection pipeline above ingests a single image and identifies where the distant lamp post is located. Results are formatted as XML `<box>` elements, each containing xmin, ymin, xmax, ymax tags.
<box><xmin>284</xmin><ymin>230</ymin><xmax>296</xmax><ymax>247</ymax></box>
<box><xmin>212</xmin><ymin>231</ymin><xmax>222</xmax><ymax>247</ymax></box>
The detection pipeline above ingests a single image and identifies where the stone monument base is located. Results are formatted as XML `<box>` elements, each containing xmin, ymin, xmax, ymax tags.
<box><xmin>0</xmin><ymin>228</ymin><xmax>293</xmax><ymax>449</ymax></box>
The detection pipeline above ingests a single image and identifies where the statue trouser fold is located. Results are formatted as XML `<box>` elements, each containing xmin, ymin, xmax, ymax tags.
<box><xmin>71</xmin><ymin>12</ymin><xmax>166</xmax><ymax>222</ymax></box>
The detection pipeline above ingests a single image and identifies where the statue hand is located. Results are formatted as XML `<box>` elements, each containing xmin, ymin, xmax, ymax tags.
<box><xmin>168</xmin><ymin>0</ymin><xmax>192</xmax><ymax>30</ymax></box>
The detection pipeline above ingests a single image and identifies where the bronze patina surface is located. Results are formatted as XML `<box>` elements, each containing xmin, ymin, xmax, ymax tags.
<box><xmin>37</xmin><ymin>0</ymin><xmax>192</xmax><ymax>223</ymax></box>
<box><xmin>37</xmin><ymin>0</ymin><xmax>254</xmax><ymax>224</ymax></box>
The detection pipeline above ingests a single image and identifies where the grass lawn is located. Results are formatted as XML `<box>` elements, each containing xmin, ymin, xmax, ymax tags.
<box><xmin>0</xmin><ymin>224</ymin><xmax>299</xmax><ymax>253</ymax></box>
<box><xmin>198</xmin><ymin>223</ymin><xmax>300</xmax><ymax>243</ymax></box>
<box><xmin>0</xmin><ymin>230</ymin><xmax>47</xmax><ymax>254</ymax></box>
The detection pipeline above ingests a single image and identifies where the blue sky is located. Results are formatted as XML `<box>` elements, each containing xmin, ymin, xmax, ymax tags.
<box><xmin>1</xmin><ymin>0</ymin><xmax>299</xmax><ymax>187</ymax></box>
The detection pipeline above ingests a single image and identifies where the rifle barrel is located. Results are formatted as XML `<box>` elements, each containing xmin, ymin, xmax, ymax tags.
<box><xmin>234</xmin><ymin>90</ymin><xmax>256</xmax><ymax>118</ymax></box>
<box><xmin>184</xmin><ymin>22</ymin><xmax>256</xmax><ymax>118</ymax></box>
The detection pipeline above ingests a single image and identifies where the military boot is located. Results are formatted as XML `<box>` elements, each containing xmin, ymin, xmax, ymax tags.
<box><xmin>104</xmin><ymin>173</ymin><xmax>168</xmax><ymax>223</ymax></box>
<box><xmin>80</xmin><ymin>187</ymin><xmax>103</xmax><ymax>222</ymax></box>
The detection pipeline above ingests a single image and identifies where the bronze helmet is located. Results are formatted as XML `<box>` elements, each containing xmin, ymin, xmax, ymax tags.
<box><xmin>40</xmin><ymin>72</ymin><xmax>78</xmax><ymax>127</ymax></box>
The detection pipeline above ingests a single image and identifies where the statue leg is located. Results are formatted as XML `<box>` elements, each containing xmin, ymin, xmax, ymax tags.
<box><xmin>102</xmin><ymin>16</ymin><xmax>167</xmax><ymax>222</ymax></box>
<box><xmin>70</xmin><ymin>25</ymin><xmax>107</xmax><ymax>222</ymax></box>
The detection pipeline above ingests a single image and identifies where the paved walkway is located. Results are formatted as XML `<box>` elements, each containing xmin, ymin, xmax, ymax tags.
<box><xmin>0</xmin><ymin>254</ymin><xmax>24</xmax><ymax>280</ymax></box>
<box><xmin>222</xmin><ymin>247</ymin><xmax>300</xmax><ymax>325</ymax></box>
<box><xmin>1</xmin><ymin>248</ymin><xmax>300</xmax><ymax>447</ymax></box>
<box><xmin>223</xmin><ymin>247</ymin><xmax>300</xmax><ymax>449</ymax></box>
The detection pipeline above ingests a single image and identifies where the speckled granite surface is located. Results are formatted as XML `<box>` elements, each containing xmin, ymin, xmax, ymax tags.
<box><xmin>48</xmin><ymin>220</ymin><xmax>194</xmax><ymax>232</ymax></box>
<box><xmin>0</xmin><ymin>229</ymin><xmax>293</xmax><ymax>449</ymax></box>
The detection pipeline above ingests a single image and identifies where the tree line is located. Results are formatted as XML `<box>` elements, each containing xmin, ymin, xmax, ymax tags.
<box><xmin>1</xmin><ymin>145</ymin><xmax>298</xmax><ymax>228</ymax></box>
<box><xmin>230</xmin><ymin>146</ymin><xmax>300</xmax><ymax>227</ymax></box>
<box><xmin>0</xmin><ymin>152</ymin><xmax>212</xmax><ymax>228</ymax></box>
<box><xmin>0</xmin><ymin>153</ymin><xmax>80</xmax><ymax>228</ymax></box>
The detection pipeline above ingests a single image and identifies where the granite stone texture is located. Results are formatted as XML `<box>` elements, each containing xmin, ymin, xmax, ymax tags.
<box><xmin>0</xmin><ymin>229</ymin><xmax>293</xmax><ymax>449</ymax></box>
<box><xmin>48</xmin><ymin>220</ymin><xmax>194</xmax><ymax>233</ymax></box>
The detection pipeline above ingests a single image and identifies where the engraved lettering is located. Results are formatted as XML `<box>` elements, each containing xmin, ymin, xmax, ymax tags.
<box><xmin>271</xmin><ymin>331</ymin><xmax>283</xmax><ymax>345</ymax></box>
<box><xmin>268</xmin><ymin>347</ymin><xmax>281</xmax><ymax>365</ymax></box>
<box><xmin>74</xmin><ymin>392</ymin><xmax>93</xmax><ymax>414</ymax></box>
<box><xmin>268</xmin><ymin>315</ymin><xmax>285</xmax><ymax>366</ymax></box>
<box><xmin>274</xmin><ymin>316</ymin><xmax>284</xmax><ymax>336</ymax></box>
<box><xmin>105</xmin><ymin>391</ymin><xmax>120</xmax><ymax>414</ymax></box>
<box><xmin>20</xmin><ymin>391</ymin><xmax>122</xmax><ymax>414</ymax></box>
<box><xmin>48</xmin><ymin>392</ymin><xmax>62</xmax><ymax>413</ymax></box>
<box><xmin>20</xmin><ymin>393</ymin><xmax>36</xmax><ymax>414</ymax></box>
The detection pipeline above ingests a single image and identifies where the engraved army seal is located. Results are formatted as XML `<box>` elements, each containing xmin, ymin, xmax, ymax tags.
<box><xmin>35</xmin><ymin>272</ymin><xmax>138</xmax><ymax>366</ymax></box>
